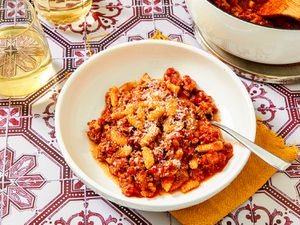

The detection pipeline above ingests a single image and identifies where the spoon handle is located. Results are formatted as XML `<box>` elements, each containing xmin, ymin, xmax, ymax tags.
<box><xmin>211</xmin><ymin>121</ymin><xmax>291</xmax><ymax>172</ymax></box>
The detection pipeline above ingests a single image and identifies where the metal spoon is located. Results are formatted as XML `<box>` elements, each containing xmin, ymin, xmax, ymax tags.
<box><xmin>211</xmin><ymin>121</ymin><xmax>291</xmax><ymax>172</ymax></box>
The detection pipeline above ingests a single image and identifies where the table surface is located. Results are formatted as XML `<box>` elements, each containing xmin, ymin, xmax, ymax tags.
<box><xmin>0</xmin><ymin>0</ymin><xmax>299</xmax><ymax>224</ymax></box>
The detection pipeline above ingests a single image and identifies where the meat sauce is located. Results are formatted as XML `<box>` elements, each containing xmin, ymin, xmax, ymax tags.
<box><xmin>87</xmin><ymin>68</ymin><xmax>233</xmax><ymax>198</ymax></box>
<box><xmin>210</xmin><ymin>0</ymin><xmax>300</xmax><ymax>29</ymax></box>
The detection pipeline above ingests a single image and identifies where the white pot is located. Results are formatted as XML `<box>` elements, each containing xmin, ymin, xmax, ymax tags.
<box><xmin>186</xmin><ymin>0</ymin><xmax>300</xmax><ymax>64</ymax></box>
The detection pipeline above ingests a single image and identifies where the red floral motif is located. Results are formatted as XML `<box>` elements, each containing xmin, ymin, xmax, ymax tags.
<box><xmin>251</xmin><ymin>205</ymin><xmax>293</xmax><ymax>225</ymax></box>
<box><xmin>218</xmin><ymin>203</ymin><xmax>253</xmax><ymax>224</ymax></box>
<box><xmin>72</xmin><ymin>180</ymin><xmax>85</xmax><ymax>191</ymax></box>
<box><xmin>58</xmin><ymin>0</ymin><xmax>123</xmax><ymax>35</ymax></box>
<box><xmin>5</xmin><ymin>0</ymin><xmax>26</xmax><ymax>18</ymax></box>
<box><xmin>143</xmin><ymin>0</ymin><xmax>162</xmax><ymax>14</ymax></box>
<box><xmin>0</xmin><ymin>108</ymin><xmax>7</xmax><ymax>127</ymax></box>
<box><xmin>54</xmin><ymin>211</ymin><xmax>85</xmax><ymax>225</ymax></box>
<box><xmin>86</xmin><ymin>211</ymin><xmax>118</xmax><ymax>225</ymax></box>
<box><xmin>73</xmin><ymin>50</ymin><xmax>95</xmax><ymax>67</ymax></box>
<box><xmin>243</xmin><ymin>81</ymin><xmax>276</xmax><ymax>125</ymax></box>
<box><xmin>0</xmin><ymin>107</ymin><xmax>21</xmax><ymax>128</ymax></box>
<box><xmin>43</xmin><ymin>91</ymin><xmax>60</xmax><ymax>139</ymax></box>
<box><xmin>52</xmin><ymin>210</ymin><xmax>120</xmax><ymax>225</ymax></box>
<box><xmin>219</xmin><ymin>202</ymin><xmax>294</xmax><ymax>225</ymax></box>
<box><xmin>0</xmin><ymin>148</ymin><xmax>46</xmax><ymax>218</ymax></box>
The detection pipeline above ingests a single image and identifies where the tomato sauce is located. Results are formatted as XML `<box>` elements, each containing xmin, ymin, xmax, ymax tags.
<box><xmin>87</xmin><ymin>68</ymin><xmax>233</xmax><ymax>198</ymax></box>
<box><xmin>210</xmin><ymin>0</ymin><xmax>300</xmax><ymax>29</ymax></box>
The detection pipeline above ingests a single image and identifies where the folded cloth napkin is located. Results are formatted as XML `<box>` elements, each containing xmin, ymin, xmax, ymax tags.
<box><xmin>170</xmin><ymin>118</ymin><xmax>299</xmax><ymax>225</ymax></box>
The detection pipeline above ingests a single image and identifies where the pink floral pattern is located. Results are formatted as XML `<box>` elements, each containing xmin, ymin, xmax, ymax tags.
<box><xmin>52</xmin><ymin>209</ymin><xmax>133</xmax><ymax>225</ymax></box>
<box><xmin>218</xmin><ymin>199</ymin><xmax>296</xmax><ymax>225</ymax></box>
<box><xmin>143</xmin><ymin>0</ymin><xmax>163</xmax><ymax>14</ymax></box>
<box><xmin>72</xmin><ymin>49</ymin><xmax>96</xmax><ymax>66</ymax></box>
<box><xmin>53</xmin><ymin>211</ymin><xmax>85</xmax><ymax>225</ymax></box>
<box><xmin>243</xmin><ymin>81</ymin><xmax>277</xmax><ymax>125</ymax></box>
<box><xmin>85</xmin><ymin>211</ymin><xmax>119</xmax><ymax>225</ymax></box>
<box><xmin>251</xmin><ymin>205</ymin><xmax>293</xmax><ymax>225</ymax></box>
<box><xmin>5</xmin><ymin>0</ymin><xmax>27</xmax><ymax>18</ymax></box>
<box><xmin>0</xmin><ymin>148</ymin><xmax>45</xmax><ymax>217</ymax></box>
<box><xmin>58</xmin><ymin>0</ymin><xmax>123</xmax><ymax>35</ymax></box>
<box><xmin>42</xmin><ymin>90</ymin><xmax>60</xmax><ymax>139</ymax></box>
<box><xmin>0</xmin><ymin>107</ymin><xmax>21</xmax><ymax>128</ymax></box>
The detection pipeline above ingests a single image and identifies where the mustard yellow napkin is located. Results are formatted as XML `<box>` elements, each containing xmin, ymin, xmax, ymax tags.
<box><xmin>170</xmin><ymin>119</ymin><xmax>298</xmax><ymax>225</ymax></box>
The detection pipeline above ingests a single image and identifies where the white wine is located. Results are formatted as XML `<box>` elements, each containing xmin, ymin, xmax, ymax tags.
<box><xmin>35</xmin><ymin>0</ymin><xmax>92</xmax><ymax>24</ymax></box>
<box><xmin>0</xmin><ymin>26</ymin><xmax>53</xmax><ymax>96</ymax></box>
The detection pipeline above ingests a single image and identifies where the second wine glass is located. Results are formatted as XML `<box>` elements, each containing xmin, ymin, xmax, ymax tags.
<box><xmin>34</xmin><ymin>0</ymin><xmax>92</xmax><ymax>24</ymax></box>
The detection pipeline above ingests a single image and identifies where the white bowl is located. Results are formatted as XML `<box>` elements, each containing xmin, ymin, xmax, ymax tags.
<box><xmin>186</xmin><ymin>0</ymin><xmax>300</xmax><ymax>65</ymax></box>
<box><xmin>55</xmin><ymin>40</ymin><xmax>256</xmax><ymax>211</ymax></box>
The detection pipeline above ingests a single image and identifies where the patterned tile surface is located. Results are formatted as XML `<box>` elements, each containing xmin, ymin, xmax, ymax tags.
<box><xmin>0</xmin><ymin>0</ymin><xmax>300</xmax><ymax>224</ymax></box>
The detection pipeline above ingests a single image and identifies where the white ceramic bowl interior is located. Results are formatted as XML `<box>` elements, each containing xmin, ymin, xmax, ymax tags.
<box><xmin>55</xmin><ymin>40</ymin><xmax>256</xmax><ymax>211</ymax></box>
<box><xmin>186</xmin><ymin>0</ymin><xmax>300</xmax><ymax>65</ymax></box>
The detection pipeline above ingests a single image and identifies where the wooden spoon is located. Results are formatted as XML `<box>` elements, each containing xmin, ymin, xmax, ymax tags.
<box><xmin>259</xmin><ymin>0</ymin><xmax>300</xmax><ymax>21</ymax></box>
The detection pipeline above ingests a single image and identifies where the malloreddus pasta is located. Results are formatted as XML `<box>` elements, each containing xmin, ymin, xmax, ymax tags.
<box><xmin>87</xmin><ymin>68</ymin><xmax>233</xmax><ymax>197</ymax></box>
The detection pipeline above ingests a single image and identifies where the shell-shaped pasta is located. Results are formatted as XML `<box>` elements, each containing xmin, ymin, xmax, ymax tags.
<box><xmin>140</xmin><ymin>125</ymin><xmax>160</xmax><ymax>147</ymax></box>
<box><xmin>124</xmin><ymin>103</ymin><xmax>135</xmax><ymax>115</ymax></box>
<box><xmin>119</xmin><ymin>82</ymin><xmax>137</xmax><ymax>92</ymax></box>
<box><xmin>116</xmin><ymin>145</ymin><xmax>132</xmax><ymax>157</ymax></box>
<box><xmin>148</xmin><ymin>106</ymin><xmax>165</xmax><ymax>121</ymax></box>
<box><xmin>136</xmin><ymin>106</ymin><xmax>146</xmax><ymax>121</ymax></box>
<box><xmin>142</xmin><ymin>147</ymin><xmax>155</xmax><ymax>169</ymax></box>
<box><xmin>166</xmin><ymin>81</ymin><xmax>180</xmax><ymax>94</ymax></box>
<box><xmin>161</xmin><ymin>177</ymin><xmax>174</xmax><ymax>192</ymax></box>
<box><xmin>196</xmin><ymin>141</ymin><xmax>224</xmax><ymax>153</ymax></box>
<box><xmin>166</xmin><ymin>99</ymin><xmax>177</xmax><ymax>116</ymax></box>
<box><xmin>163</xmin><ymin>117</ymin><xmax>184</xmax><ymax>133</ymax></box>
<box><xmin>109</xmin><ymin>86</ymin><xmax>119</xmax><ymax>107</ymax></box>
<box><xmin>163</xmin><ymin>118</ymin><xmax>172</xmax><ymax>133</ymax></box>
<box><xmin>181</xmin><ymin>180</ymin><xmax>200</xmax><ymax>193</ymax></box>
<box><xmin>127</xmin><ymin>115</ymin><xmax>143</xmax><ymax>130</ymax></box>
<box><xmin>141</xmin><ymin>73</ymin><xmax>151</xmax><ymax>82</ymax></box>
<box><xmin>111</xmin><ymin>130</ymin><xmax>127</xmax><ymax>146</ymax></box>
<box><xmin>175</xmin><ymin>148</ymin><xmax>184</xmax><ymax>160</ymax></box>
<box><xmin>189</xmin><ymin>158</ymin><xmax>198</xmax><ymax>169</ymax></box>
<box><xmin>185</xmin><ymin>115</ymin><xmax>197</xmax><ymax>130</ymax></box>
<box><xmin>111</xmin><ymin>111</ymin><xmax>125</xmax><ymax>119</ymax></box>
<box><xmin>140</xmin><ymin>100</ymin><xmax>159</xmax><ymax>109</ymax></box>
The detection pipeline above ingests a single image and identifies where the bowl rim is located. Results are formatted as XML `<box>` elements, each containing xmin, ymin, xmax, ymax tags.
<box><xmin>204</xmin><ymin>0</ymin><xmax>300</xmax><ymax>31</ymax></box>
<box><xmin>55</xmin><ymin>40</ymin><xmax>256</xmax><ymax>211</ymax></box>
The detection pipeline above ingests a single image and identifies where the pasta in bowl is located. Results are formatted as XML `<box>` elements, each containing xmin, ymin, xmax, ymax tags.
<box><xmin>55</xmin><ymin>40</ymin><xmax>256</xmax><ymax>211</ymax></box>
<box><xmin>87</xmin><ymin>68</ymin><xmax>233</xmax><ymax>198</ymax></box>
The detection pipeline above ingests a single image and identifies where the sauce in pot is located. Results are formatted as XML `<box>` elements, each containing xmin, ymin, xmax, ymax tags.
<box><xmin>210</xmin><ymin>0</ymin><xmax>300</xmax><ymax>29</ymax></box>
